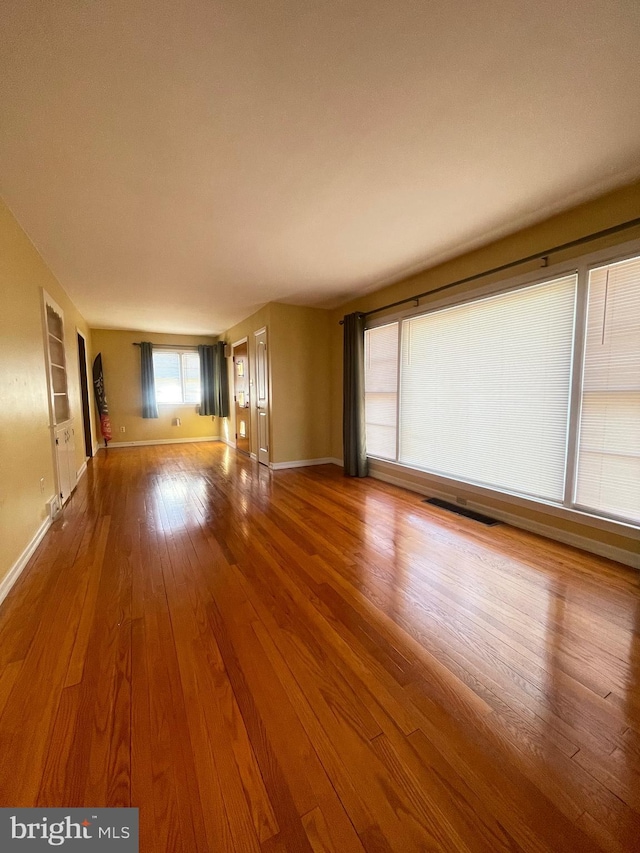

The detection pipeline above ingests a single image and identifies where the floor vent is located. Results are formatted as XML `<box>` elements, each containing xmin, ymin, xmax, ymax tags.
<box><xmin>423</xmin><ymin>497</ymin><xmax>500</xmax><ymax>526</ymax></box>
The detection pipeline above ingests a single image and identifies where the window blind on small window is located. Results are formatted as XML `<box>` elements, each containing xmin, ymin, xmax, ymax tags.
<box><xmin>364</xmin><ymin>322</ymin><xmax>399</xmax><ymax>460</ymax></box>
<box><xmin>398</xmin><ymin>275</ymin><xmax>577</xmax><ymax>501</ymax></box>
<box><xmin>575</xmin><ymin>256</ymin><xmax>640</xmax><ymax>523</ymax></box>
<box><xmin>153</xmin><ymin>352</ymin><xmax>182</xmax><ymax>403</ymax></box>
<box><xmin>182</xmin><ymin>352</ymin><xmax>201</xmax><ymax>403</ymax></box>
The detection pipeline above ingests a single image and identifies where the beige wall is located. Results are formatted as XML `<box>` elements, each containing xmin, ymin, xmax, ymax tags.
<box><xmin>269</xmin><ymin>304</ymin><xmax>332</xmax><ymax>463</ymax></box>
<box><xmin>221</xmin><ymin>303</ymin><xmax>332</xmax><ymax>464</ymax></box>
<box><xmin>0</xmin><ymin>197</ymin><xmax>93</xmax><ymax>585</ymax></box>
<box><xmin>90</xmin><ymin>329</ymin><xmax>219</xmax><ymax>444</ymax></box>
<box><xmin>329</xmin><ymin>180</ymin><xmax>640</xmax><ymax>558</ymax></box>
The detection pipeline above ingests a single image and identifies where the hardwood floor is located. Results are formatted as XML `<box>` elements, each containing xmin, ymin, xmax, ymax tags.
<box><xmin>0</xmin><ymin>443</ymin><xmax>639</xmax><ymax>852</ymax></box>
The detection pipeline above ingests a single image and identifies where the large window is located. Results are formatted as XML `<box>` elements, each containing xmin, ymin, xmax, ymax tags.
<box><xmin>153</xmin><ymin>350</ymin><xmax>201</xmax><ymax>404</ymax></box>
<box><xmin>574</xmin><ymin>256</ymin><xmax>640</xmax><ymax>523</ymax></box>
<box><xmin>364</xmin><ymin>250</ymin><xmax>640</xmax><ymax>526</ymax></box>
<box><xmin>364</xmin><ymin>323</ymin><xmax>398</xmax><ymax>460</ymax></box>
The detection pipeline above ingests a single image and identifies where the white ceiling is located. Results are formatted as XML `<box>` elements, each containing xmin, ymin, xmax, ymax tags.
<box><xmin>1</xmin><ymin>1</ymin><xmax>640</xmax><ymax>335</ymax></box>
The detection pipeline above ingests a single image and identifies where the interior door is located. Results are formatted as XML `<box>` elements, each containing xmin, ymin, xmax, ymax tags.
<box><xmin>233</xmin><ymin>341</ymin><xmax>250</xmax><ymax>456</ymax></box>
<box><xmin>255</xmin><ymin>327</ymin><xmax>270</xmax><ymax>465</ymax></box>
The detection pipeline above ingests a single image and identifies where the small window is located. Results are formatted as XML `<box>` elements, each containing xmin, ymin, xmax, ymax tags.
<box><xmin>152</xmin><ymin>350</ymin><xmax>201</xmax><ymax>404</ymax></box>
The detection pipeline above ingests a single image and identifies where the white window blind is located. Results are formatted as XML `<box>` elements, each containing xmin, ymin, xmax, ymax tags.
<box><xmin>183</xmin><ymin>352</ymin><xmax>201</xmax><ymax>403</ymax></box>
<box><xmin>153</xmin><ymin>352</ymin><xmax>182</xmax><ymax>403</ymax></box>
<box><xmin>574</xmin><ymin>256</ymin><xmax>640</xmax><ymax>523</ymax></box>
<box><xmin>364</xmin><ymin>322</ymin><xmax>399</xmax><ymax>460</ymax></box>
<box><xmin>398</xmin><ymin>275</ymin><xmax>577</xmax><ymax>501</ymax></box>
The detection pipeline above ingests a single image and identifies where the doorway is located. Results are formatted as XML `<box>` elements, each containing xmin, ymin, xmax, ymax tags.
<box><xmin>77</xmin><ymin>331</ymin><xmax>93</xmax><ymax>458</ymax></box>
<box><xmin>254</xmin><ymin>326</ymin><xmax>269</xmax><ymax>465</ymax></box>
<box><xmin>232</xmin><ymin>340</ymin><xmax>250</xmax><ymax>456</ymax></box>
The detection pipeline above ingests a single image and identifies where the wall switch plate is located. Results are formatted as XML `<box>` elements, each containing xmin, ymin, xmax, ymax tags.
<box><xmin>120</xmin><ymin>426</ymin><xmax>126</xmax><ymax>433</ymax></box>
<box><xmin>40</xmin><ymin>477</ymin><xmax>45</xmax><ymax>493</ymax></box>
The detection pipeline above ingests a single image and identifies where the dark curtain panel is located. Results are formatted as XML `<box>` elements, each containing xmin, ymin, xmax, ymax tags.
<box><xmin>213</xmin><ymin>341</ymin><xmax>230</xmax><ymax>418</ymax></box>
<box><xmin>199</xmin><ymin>343</ymin><xmax>229</xmax><ymax>418</ymax></box>
<box><xmin>140</xmin><ymin>341</ymin><xmax>159</xmax><ymax>419</ymax></box>
<box><xmin>343</xmin><ymin>312</ymin><xmax>368</xmax><ymax>477</ymax></box>
<box><xmin>198</xmin><ymin>345</ymin><xmax>215</xmax><ymax>416</ymax></box>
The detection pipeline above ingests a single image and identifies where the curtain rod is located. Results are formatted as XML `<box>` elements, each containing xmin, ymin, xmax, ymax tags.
<box><xmin>132</xmin><ymin>342</ymin><xmax>199</xmax><ymax>349</ymax></box>
<box><xmin>339</xmin><ymin>216</ymin><xmax>640</xmax><ymax>324</ymax></box>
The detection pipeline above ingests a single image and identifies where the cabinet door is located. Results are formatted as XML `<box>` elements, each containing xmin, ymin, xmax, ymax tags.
<box><xmin>65</xmin><ymin>425</ymin><xmax>76</xmax><ymax>498</ymax></box>
<box><xmin>55</xmin><ymin>423</ymin><xmax>76</xmax><ymax>504</ymax></box>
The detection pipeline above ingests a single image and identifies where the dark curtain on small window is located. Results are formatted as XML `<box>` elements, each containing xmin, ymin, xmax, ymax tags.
<box><xmin>140</xmin><ymin>341</ymin><xmax>159</xmax><ymax>418</ymax></box>
<box><xmin>343</xmin><ymin>312</ymin><xmax>368</xmax><ymax>477</ymax></box>
<box><xmin>213</xmin><ymin>341</ymin><xmax>230</xmax><ymax>418</ymax></box>
<box><xmin>198</xmin><ymin>345</ymin><xmax>215</xmax><ymax>416</ymax></box>
<box><xmin>199</xmin><ymin>342</ymin><xmax>229</xmax><ymax>418</ymax></box>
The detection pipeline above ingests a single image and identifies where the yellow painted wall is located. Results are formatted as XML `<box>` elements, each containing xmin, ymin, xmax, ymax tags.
<box><xmin>269</xmin><ymin>304</ymin><xmax>332</xmax><ymax>464</ymax></box>
<box><xmin>0</xmin><ymin>197</ymin><xmax>93</xmax><ymax>585</ymax></box>
<box><xmin>329</xmin><ymin>180</ymin><xmax>640</xmax><ymax>556</ymax></box>
<box><xmin>90</xmin><ymin>329</ymin><xmax>220</xmax><ymax>444</ymax></box>
<box><xmin>221</xmin><ymin>303</ymin><xmax>332</xmax><ymax>464</ymax></box>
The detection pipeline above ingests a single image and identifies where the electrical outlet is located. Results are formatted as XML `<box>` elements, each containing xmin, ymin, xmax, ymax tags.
<box><xmin>40</xmin><ymin>477</ymin><xmax>45</xmax><ymax>493</ymax></box>
<box><xmin>120</xmin><ymin>426</ymin><xmax>126</xmax><ymax>433</ymax></box>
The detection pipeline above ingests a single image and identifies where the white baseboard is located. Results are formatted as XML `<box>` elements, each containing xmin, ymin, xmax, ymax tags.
<box><xmin>328</xmin><ymin>457</ymin><xmax>343</xmax><ymax>467</ymax></box>
<box><xmin>369</xmin><ymin>469</ymin><xmax>640</xmax><ymax>570</ymax></box>
<box><xmin>220</xmin><ymin>437</ymin><xmax>236</xmax><ymax>449</ymax></box>
<box><xmin>76</xmin><ymin>460</ymin><xmax>88</xmax><ymax>481</ymax></box>
<box><xmin>0</xmin><ymin>516</ymin><xmax>52</xmax><ymax>610</ymax></box>
<box><xmin>102</xmin><ymin>436</ymin><xmax>220</xmax><ymax>448</ymax></box>
<box><xmin>270</xmin><ymin>457</ymin><xmax>337</xmax><ymax>470</ymax></box>
<box><xmin>250</xmin><ymin>452</ymin><xmax>257</xmax><ymax>461</ymax></box>
<box><xmin>92</xmin><ymin>441</ymin><xmax>101</xmax><ymax>456</ymax></box>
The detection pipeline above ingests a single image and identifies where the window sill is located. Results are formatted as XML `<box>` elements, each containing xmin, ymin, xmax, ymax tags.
<box><xmin>157</xmin><ymin>403</ymin><xmax>201</xmax><ymax>409</ymax></box>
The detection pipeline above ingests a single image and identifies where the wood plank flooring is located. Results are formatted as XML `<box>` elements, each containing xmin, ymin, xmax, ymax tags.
<box><xmin>0</xmin><ymin>442</ymin><xmax>639</xmax><ymax>851</ymax></box>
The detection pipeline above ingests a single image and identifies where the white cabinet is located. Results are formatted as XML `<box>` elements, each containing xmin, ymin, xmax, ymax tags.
<box><xmin>55</xmin><ymin>422</ymin><xmax>76</xmax><ymax>504</ymax></box>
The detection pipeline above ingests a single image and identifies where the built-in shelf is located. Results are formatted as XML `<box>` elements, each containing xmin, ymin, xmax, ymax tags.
<box><xmin>45</xmin><ymin>300</ymin><xmax>70</xmax><ymax>425</ymax></box>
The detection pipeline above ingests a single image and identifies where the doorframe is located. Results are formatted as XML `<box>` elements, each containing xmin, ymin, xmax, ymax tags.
<box><xmin>76</xmin><ymin>328</ymin><xmax>95</xmax><ymax>459</ymax></box>
<box><xmin>254</xmin><ymin>326</ymin><xmax>270</xmax><ymax>466</ymax></box>
<box><xmin>231</xmin><ymin>337</ymin><xmax>250</xmax><ymax>455</ymax></box>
